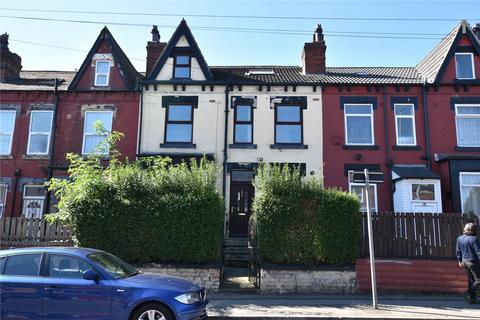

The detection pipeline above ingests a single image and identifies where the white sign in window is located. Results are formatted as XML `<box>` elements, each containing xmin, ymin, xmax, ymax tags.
<box><xmin>394</xmin><ymin>104</ymin><xmax>416</xmax><ymax>146</ymax></box>
<box><xmin>349</xmin><ymin>182</ymin><xmax>377</xmax><ymax>212</ymax></box>
<box><xmin>0</xmin><ymin>110</ymin><xmax>16</xmax><ymax>155</ymax></box>
<box><xmin>95</xmin><ymin>60</ymin><xmax>111</xmax><ymax>86</ymax></box>
<box><xmin>27</xmin><ymin>110</ymin><xmax>53</xmax><ymax>155</ymax></box>
<box><xmin>344</xmin><ymin>104</ymin><xmax>374</xmax><ymax>145</ymax></box>
<box><xmin>0</xmin><ymin>184</ymin><xmax>7</xmax><ymax>217</ymax></box>
<box><xmin>460</xmin><ymin>172</ymin><xmax>480</xmax><ymax>216</ymax></box>
<box><xmin>82</xmin><ymin>111</ymin><xmax>113</xmax><ymax>155</ymax></box>
<box><xmin>411</xmin><ymin>184</ymin><xmax>435</xmax><ymax>201</ymax></box>
<box><xmin>455</xmin><ymin>53</ymin><xmax>475</xmax><ymax>80</ymax></box>
<box><xmin>455</xmin><ymin>105</ymin><xmax>480</xmax><ymax>147</ymax></box>
<box><xmin>22</xmin><ymin>185</ymin><xmax>46</xmax><ymax>218</ymax></box>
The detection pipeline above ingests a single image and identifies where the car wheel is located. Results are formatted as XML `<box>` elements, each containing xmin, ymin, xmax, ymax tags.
<box><xmin>132</xmin><ymin>303</ymin><xmax>174</xmax><ymax>320</ymax></box>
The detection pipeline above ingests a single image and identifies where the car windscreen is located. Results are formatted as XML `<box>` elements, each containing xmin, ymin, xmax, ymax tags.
<box><xmin>88</xmin><ymin>252</ymin><xmax>138</xmax><ymax>279</ymax></box>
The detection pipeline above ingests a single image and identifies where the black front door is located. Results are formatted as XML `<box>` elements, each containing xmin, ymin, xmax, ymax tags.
<box><xmin>229</xmin><ymin>171</ymin><xmax>254</xmax><ymax>238</ymax></box>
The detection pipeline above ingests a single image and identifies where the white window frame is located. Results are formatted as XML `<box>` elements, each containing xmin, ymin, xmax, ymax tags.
<box><xmin>410</xmin><ymin>183</ymin><xmax>436</xmax><ymax>202</ymax></box>
<box><xmin>394</xmin><ymin>103</ymin><xmax>417</xmax><ymax>146</ymax></box>
<box><xmin>0</xmin><ymin>184</ymin><xmax>7</xmax><ymax>218</ymax></box>
<box><xmin>27</xmin><ymin>110</ymin><xmax>54</xmax><ymax>155</ymax></box>
<box><xmin>0</xmin><ymin>110</ymin><xmax>16</xmax><ymax>155</ymax></box>
<box><xmin>455</xmin><ymin>52</ymin><xmax>475</xmax><ymax>80</ymax></box>
<box><xmin>349</xmin><ymin>181</ymin><xmax>378</xmax><ymax>212</ymax></box>
<box><xmin>455</xmin><ymin>104</ymin><xmax>480</xmax><ymax>147</ymax></box>
<box><xmin>344</xmin><ymin>104</ymin><xmax>375</xmax><ymax>146</ymax></box>
<box><xmin>22</xmin><ymin>185</ymin><xmax>46</xmax><ymax>218</ymax></box>
<box><xmin>82</xmin><ymin>111</ymin><xmax>113</xmax><ymax>155</ymax></box>
<box><xmin>459</xmin><ymin>172</ymin><xmax>480</xmax><ymax>214</ymax></box>
<box><xmin>94</xmin><ymin>60</ymin><xmax>111</xmax><ymax>87</ymax></box>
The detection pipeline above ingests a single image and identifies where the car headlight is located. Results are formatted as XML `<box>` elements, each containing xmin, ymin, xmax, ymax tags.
<box><xmin>174</xmin><ymin>292</ymin><xmax>201</xmax><ymax>304</ymax></box>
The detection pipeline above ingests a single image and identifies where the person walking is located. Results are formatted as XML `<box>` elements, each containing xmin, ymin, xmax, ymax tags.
<box><xmin>457</xmin><ymin>223</ymin><xmax>480</xmax><ymax>304</ymax></box>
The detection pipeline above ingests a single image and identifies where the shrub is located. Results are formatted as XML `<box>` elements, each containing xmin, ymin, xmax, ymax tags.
<box><xmin>48</xmin><ymin>132</ymin><xmax>223</xmax><ymax>264</ymax></box>
<box><xmin>253</xmin><ymin>164</ymin><xmax>360</xmax><ymax>266</ymax></box>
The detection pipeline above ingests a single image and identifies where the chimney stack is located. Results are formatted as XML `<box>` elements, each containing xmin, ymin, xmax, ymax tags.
<box><xmin>0</xmin><ymin>33</ymin><xmax>22</xmax><ymax>82</ymax></box>
<box><xmin>302</xmin><ymin>24</ymin><xmax>327</xmax><ymax>74</ymax></box>
<box><xmin>146</xmin><ymin>25</ymin><xmax>167</xmax><ymax>76</ymax></box>
<box><xmin>473</xmin><ymin>23</ymin><xmax>480</xmax><ymax>40</ymax></box>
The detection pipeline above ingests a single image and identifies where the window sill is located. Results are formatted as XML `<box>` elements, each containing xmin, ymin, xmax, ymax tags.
<box><xmin>270</xmin><ymin>144</ymin><xmax>308</xmax><ymax>150</ymax></box>
<box><xmin>0</xmin><ymin>155</ymin><xmax>13</xmax><ymax>160</ymax></box>
<box><xmin>393</xmin><ymin>145</ymin><xmax>422</xmax><ymax>151</ymax></box>
<box><xmin>22</xmin><ymin>155</ymin><xmax>50</xmax><ymax>160</ymax></box>
<box><xmin>342</xmin><ymin>145</ymin><xmax>379</xmax><ymax>150</ymax></box>
<box><xmin>229</xmin><ymin>144</ymin><xmax>257</xmax><ymax>149</ymax></box>
<box><xmin>455</xmin><ymin>146</ymin><xmax>480</xmax><ymax>152</ymax></box>
<box><xmin>160</xmin><ymin>143</ymin><xmax>197</xmax><ymax>149</ymax></box>
<box><xmin>90</xmin><ymin>86</ymin><xmax>111</xmax><ymax>90</ymax></box>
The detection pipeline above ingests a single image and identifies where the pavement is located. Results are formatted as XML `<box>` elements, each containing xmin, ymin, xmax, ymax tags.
<box><xmin>207</xmin><ymin>292</ymin><xmax>480</xmax><ymax>319</ymax></box>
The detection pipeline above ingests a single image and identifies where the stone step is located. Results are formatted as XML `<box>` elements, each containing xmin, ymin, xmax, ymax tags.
<box><xmin>224</xmin><ymin>253</ymin><xmax>248</xmax><ymax>262</ymax></box>
<box><xmin>224</xmin><ymin>238</ymin><xmax>248</xmax><ymax>247</ymax></box>
<box><xmin>224</xmin><ymin>246</ymin><xmax>249</xmax><ymax>254</ymax></box>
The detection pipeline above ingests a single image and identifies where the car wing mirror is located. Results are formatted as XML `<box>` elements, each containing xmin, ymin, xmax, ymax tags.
<box><xmin>83</xmin><ymin>269</ymin><xmax>99</xmax><ymax>283</ymax></box>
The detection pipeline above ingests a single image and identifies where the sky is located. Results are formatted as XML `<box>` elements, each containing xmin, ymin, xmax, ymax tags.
<box><xmin>0</xmin><ymin>0</ymin><xmax>479</xmax><ymax>72</ymax></box>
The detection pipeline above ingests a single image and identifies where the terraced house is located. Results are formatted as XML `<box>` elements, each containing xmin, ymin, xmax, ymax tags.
<box><xmin>1</xmin><ymin>19</ymin><xmax>479</xmax><ymax>229</ymax></box>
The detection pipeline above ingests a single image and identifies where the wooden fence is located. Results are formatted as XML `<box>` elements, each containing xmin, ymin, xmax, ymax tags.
<box><xmin>360</xmin><ymin>212</ymin><xmax>479</xmax><ymax>259</ymax></box>
<box><xmin>0</xmin><ymin>217</ymin><xmax>73</xmax><ymax>248</ymax></box>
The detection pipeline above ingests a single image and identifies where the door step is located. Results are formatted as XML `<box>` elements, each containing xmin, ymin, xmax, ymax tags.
<box><xmin>221</xmin><ymin>267</ymin><xmax>256</xmax><ymax>291</ymax></box>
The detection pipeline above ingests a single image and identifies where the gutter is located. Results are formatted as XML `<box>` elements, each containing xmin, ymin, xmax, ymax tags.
<box><xmin>45</xmin><ymin>78</ymin><xmax>59</xmax><ymax>215</ymax></box>
<box><xmin>422</xmin><ymin>83</ymin><xmax>432</xmax><ymax>168</ymax></box>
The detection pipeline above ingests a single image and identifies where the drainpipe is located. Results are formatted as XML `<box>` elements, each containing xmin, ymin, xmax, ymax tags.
<box><xmin>222</xmin><ymin>71</ymin><xmax>231</xmax><ymax>218</ymax></box>
<box><xmin>137</xmin><ymin>85</ymin><xmax>144</xmax><ymax>156</ymax></box>
<box><xmin>10</xmin><ymin>169</ymin><xmax>22</xmax><ymax>217</ymax></box>
<box><xmin>383</xmin><ymin>86</ymin><xmax>394</xmax><ymax>211</ymax></box>
<box><xmin>45</xmin><ymin>78</ymin><xmax>59</xmax><ymax>215</ymax></box>
<box><xmin>422</xmin><ymin>83</ymin><xmax>432</xmax><ymax>169</ymax></box>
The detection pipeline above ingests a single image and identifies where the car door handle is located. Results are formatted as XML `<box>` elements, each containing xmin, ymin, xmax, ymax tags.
<box><xmin>44</xmin><ymin>285</ymin><xmax>59</xmax><ymax>291</ymax></box>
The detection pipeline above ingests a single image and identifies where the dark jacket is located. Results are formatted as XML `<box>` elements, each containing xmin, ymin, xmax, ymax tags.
<box><xmin>456</xmin><ymin>234</ymin><xmax>480</xmax><ymax>263</ymax></box>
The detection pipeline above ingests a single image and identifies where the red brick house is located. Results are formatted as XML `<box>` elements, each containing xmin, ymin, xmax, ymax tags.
<box><xmin>0</xmin><ymin>27</ymin><xmax>141</xmax><ymax>217</ymax></box>
<box><xmin>321</xmin><ymin>21</ymin><xmax>480</xmax><ymax>214</ymax></box>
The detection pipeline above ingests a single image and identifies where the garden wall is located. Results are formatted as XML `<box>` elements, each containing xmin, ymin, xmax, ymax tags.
<box><xmin>356</xmin><ymin>258</ymin><xmax>466</xmax><ymax>293</ymax></box>
<box><xmin>139</xmin><ymin>263</ymin><xmax>221</xmax><ymax>291</ymax></box>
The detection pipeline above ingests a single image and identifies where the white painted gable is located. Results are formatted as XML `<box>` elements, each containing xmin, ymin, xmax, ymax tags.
<box><xmin>155</xmin><ymin>36</ymin><xmax>207</xmax><ymax>81</ymax></box>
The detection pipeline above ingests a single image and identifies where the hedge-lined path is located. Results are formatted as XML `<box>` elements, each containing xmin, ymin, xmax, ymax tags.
<box><xmin>207</xmin><ymin>293</ymin><xmax>480</xmax><ymax>319</ymax></box>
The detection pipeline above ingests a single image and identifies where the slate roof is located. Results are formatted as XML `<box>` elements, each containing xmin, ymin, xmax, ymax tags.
<box><xmin>392</xmin><ymin>165</ymin><xmax>440</xmax><ymax>181</ymax></box>
<box><xmin>208</xmin><ymin>66</ymin><xmax>424</xmax><ymax>85</ymax></box>
<box><xmin>415</xmin><ymin>21</ymin><xmax>480</xmax><ymax>84</ymax></box>
<box><xmin>0</xmin><ymin>71</ymin><xmax>75</xmax><ymax>91</ymax></box>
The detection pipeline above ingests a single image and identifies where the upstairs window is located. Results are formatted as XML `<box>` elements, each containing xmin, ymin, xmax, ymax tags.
<box><xmin>0</xmin><ymin>110</ymin><xmax>16</xmax><ymax>155</ymax></box>
<box><xmin>95</xmin><ymin>60</ymin><xmax>111</xmax><ymax>86</ymax></box>
<box><xmin>173</xmin><ymin>55</ymin><xmax>191</xmax><ymax>79</ymax></box>
<box><xmin>234</xmin><ymin>105</ymin><xmax>254</xmax><ymax>144</ymax></box>
<box><xmin>394</xmin><ymin>104</ymin><xmax>416</xmax><ymax>146</ymax></box>
<box><xmin>165</xmin><ymin>105</ymin><xmax>193</xmax><ymax>143</ymax></box>
<box><xmin>344</xmin><ymin>104</ymin><xmax>374</xmax><ymax>145</ymax></box>
<box><xmin>275</xmin><ymin>105</ymin><xmax>302</xmax><ymax>144</ymax></box>
<box><xmin>82</xmin><ymin>111</ymin><xmax>113</xmax><ymax>155</ymax></box>
<box><xmin>27</xmin><ymin>110</ymin><xmax>53</xmax><ymax>155</ymax></box>
<box><xmin>455</xmin><ymin>105</ymin><xmax>480</xmax><ymax>147</ymax></box>
<box><xmin>455</xmin><ymin>53</ymin><xmax>475</xmax><ymax>80</ymax></box>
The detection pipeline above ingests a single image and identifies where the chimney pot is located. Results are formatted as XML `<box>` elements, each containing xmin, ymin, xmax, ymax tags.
<box><xmin>146</xmin><ymin>26</ymin><xmax>167</xmax><ymax>76</ymax></box>
<box><xmin>302</xmin><ymin>24</ymin><xmax>326</xmax><ymax>74</ymax></box>
<box><xmin>473</xmin><ymin>22</ymin><xmax>480</xmax><ymax>40</ymax></box>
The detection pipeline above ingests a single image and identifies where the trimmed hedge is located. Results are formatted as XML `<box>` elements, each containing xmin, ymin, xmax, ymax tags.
<box><xmin>49</xmin><ymin>155</ymin><xmax>223</xmax><ymax>264</ymax></box>
<box><xmin>253</xmin><ymin>164</ymin><xmax>360</xmax><ymax>266</ymax></box>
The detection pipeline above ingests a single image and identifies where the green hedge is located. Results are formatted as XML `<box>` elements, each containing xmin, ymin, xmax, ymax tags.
<box><xmin>253</xmin><ymin>164</ymin><xmax>360</xmax><ymax>266</ymax></box>
<box><xmin>49</xmin><ymin>155</ymin><xmax>223</xmax><ymax>264</ymax></box>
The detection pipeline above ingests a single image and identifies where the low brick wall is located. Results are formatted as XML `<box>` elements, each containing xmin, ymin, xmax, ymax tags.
<box><xmin>356</xmin><ymin>258</ymin><xmax>467</xmax><ymax>293</ymax></box>
<box><xmin>260</xmin><ymin>267</ymin><xmax>356</xmax><ymax>293</ymax></box>
<box><xmin>138</xmin><ymin>263</ymin><xmax>221</xmax><ymax>291</ymax></box>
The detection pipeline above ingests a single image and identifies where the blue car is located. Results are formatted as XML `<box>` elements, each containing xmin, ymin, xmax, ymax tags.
<box><xmin>0</xmin><ymin>247</ymin><xmax>208</xmax><ymax>320</ymax></box>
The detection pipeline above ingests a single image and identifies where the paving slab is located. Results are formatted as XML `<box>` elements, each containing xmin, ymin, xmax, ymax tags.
<box><xmin>207</xmin><ymin>293</ymin><xmax>480</xmax><ymax>319</ymax></box>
